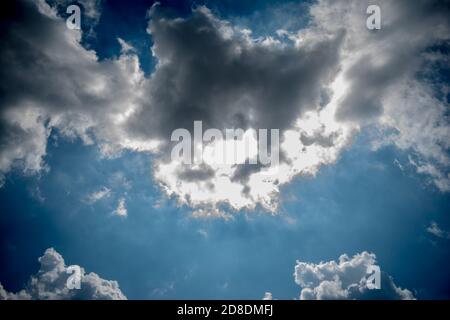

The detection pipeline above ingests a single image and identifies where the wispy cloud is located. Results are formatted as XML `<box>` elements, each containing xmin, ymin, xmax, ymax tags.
<box><xmin>113</xmin><ymin>197</ymin><xmax>128</xmax><ymax>217</ymax></box>
<box><xmin>427</xmin><ymin>221</ymin><xmax>450</xmax><ymax>239</ymax></box>
<box><xmin>85</xmin><ymin>187</ymin><xmax>111</xmax><ymax>204</ymax></box>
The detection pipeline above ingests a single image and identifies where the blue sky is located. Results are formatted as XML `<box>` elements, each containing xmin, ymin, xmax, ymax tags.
<box><xmin>1</xmin><ymin>130</ymin><xmax>449</xmax><ymax>299</ymax></box>
<box><xmin>0</xmin><ymin>0</ymin><xmax>449</xmax><ymax>300</ymax></box>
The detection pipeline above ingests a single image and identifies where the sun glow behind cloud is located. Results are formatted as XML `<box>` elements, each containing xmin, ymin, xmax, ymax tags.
<box><xmin>0</xmin><ymin>0</ymin><xmax>449</xmax><ymax>219</ymax></box>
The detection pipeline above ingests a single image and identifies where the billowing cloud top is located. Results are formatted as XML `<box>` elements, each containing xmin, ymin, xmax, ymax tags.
<box><xmin>0</xmin><ymin>248</ymin><xmax>126</xmax><ymax>300</ymax></box>
<box><xmin>0</xmin><ymin>0</ymin><xmax>449</xmax><ymax>216</ymax></box>
<box><xmin>293</xmin><ymin>252</ymin><xmax>414</xmax><ymax>300</ymax></box>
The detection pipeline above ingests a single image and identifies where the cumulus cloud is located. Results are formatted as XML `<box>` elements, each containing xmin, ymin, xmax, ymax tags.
<box><xmin>0</xmin><ymin>248</ymin><xmax>126</xmax><ymax>300</ymax></box>
<box><xmin>149</xmin><ymin>0</ymin><xmax>450</xmax><ymax>211</ymax></box>
<box><xmin>294</xmin><ymin>252</ymin><xmax>414</xmax><ymax>300</ymax></box>
<box><xmin>0</xmin><ymin>0</ymin><xmax>449</xmax><ymax>216</ymax></box>
<box><xmin>310</xmin><ymin>0</ymin><xmax>450</xmax><ymax>121</ymax></box>
<box><xmin>0</xmin><ymin>0</ymin><xmax>151</xmax><ymax>177</ymax></box>
<box><xmin>132</xmin><ymin>4</ymin><xmax>344</xmax><ymax>139</ymax></box>
<box><xmin>309</xmin><ymin>0</ymin><xmax>450</xmax><ymax>191</ymax></box>
<box><xmin>147</xmin><ymin>4</ymin><xmax>354</xmax><ymax>213</ymax></box>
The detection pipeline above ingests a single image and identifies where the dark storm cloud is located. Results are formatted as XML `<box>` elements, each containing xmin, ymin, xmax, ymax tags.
<box><xmin>125</xmin><ymin>4</ymin><xmax>345</xmax><ymax>141</ymax></box>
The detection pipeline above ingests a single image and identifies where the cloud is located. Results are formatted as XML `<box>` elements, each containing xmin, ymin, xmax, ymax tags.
<box><xmin>0</xmin><ymin>0</ymin><xmax>449</xmax><ymax>215</ymax></box>
<box><xmin>122</xmin><ymin>1</ymin><xmax>450</xmax><ymax>212</ymax></box>
<box><xmin>85</xmin><ymin>186</ymin><xmax>111</xmax><ymax>204</ymax></box>
<box><xmin>49</xmin><ymin>0</ymin><xmax>103</xmax><ymax>21</ymax></box>
<box><xmin>48</xmin><ymin>0</ymin><xmax>103</xmax><ymax>37</ymax></box>
<box><xmin>427</xmin><ymin>221</ymin><xmax>450</xmax><ymax>239</ymax></box>
<box><xmin>0</xmin><ymin>0</ymin><xmax>151</xmax><ymax>177</ymax></box>
<box><xmin>262</xmin><ymin>292</ymin><xmax>273</xmax><ymax>300</ymax></box>
<box><xmin>408</xmin><ymin>157</ymin><xmax>450</xmax><ymax>192</ymax></box>
<box><xmin>113</xmin><ymin>197</ymin><xmax>128</xmax><ymax>217</ymax></box>
<box><xmin>133</xmin><ymin>4</ymin><xmax>344</xmax><ymax>140</ymax></box>
<box><xmin>309</xmin><ymin>0</ymin><xmax>450</xmax><ymax>191</ymax></box>
<box><xmin>310</xmin><ymin>0</ymin><xmax>450</xmax><ymax>121</ymax></box>
<box><xmin>146</xmin><ymin>4</ymin><xmax>354</xmax><ymax>212</ymax></box>
<box><xmin>0</xmin><ymin>248</ymin><xmax>127</xmax><ymax>300</ymax></box>
<box><xmin>294</xmin><ymin>252</ymin><xmax>414</xmax><ymax>300</ymax></box>
<box><xmin>197</xmin><ymin>229</ymin><xmax>208</xmax><ymax>238</ymax></box>
<box><xmin>0</xmin><ymin>107</ymin><xmax>51</xmax><ymax>176</ymax></box>
<box><xmin>0</xmin><ymin>0</ymin><xmax>352</xmax><ymax>212</ymax></box>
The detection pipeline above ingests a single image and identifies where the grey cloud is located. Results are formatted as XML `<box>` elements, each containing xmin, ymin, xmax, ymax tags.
<box><xmin>0</xmin><ymin>110</ymin><xmax>50</xmax><ymax>174</ymax></box>
<box><xmin>336</xmin><ymin>53</ymin><xmax>411</xmax><ymax>121</ymax></box>
<box><xmin>231</xmin><ymin>162</ymin><xmax>266</xmax><ymax>184</ymax></box>
<box><xmin>309</xmin><ymin>0</ymin><xmax>450</xmax><ymax>192</ymax></box>
<box><xmin>312</xmin><ymin>0</ymin><xmax>450</xmax><ymax>123</ymax></box>
<box><xmin>0</xmin><ymin>248</ymin><xmax>127</xmax><ymax>300</ymax></box>
<box><xmin>125</xmin><ymin>5</ymin><xmax>344</xmax><ymax>141</ymax></box>
<box><xmin>1</xmin><ymin>0</ymin><xmax>449</xmax><ymax>211</ymax></box>
<box><xmin>0</xmin><ymin>0</ymin><xmax>144</xmax><ymax>175</ymax></box>
<box><xmin>300</xmin><ymin>125</ymin><xmax>339</xmax><ymax>148</ymax></box>
<box><xmin>177</xmin><ymin>164</ymin><xmax>216</xmax><ymax>182</ymax></box>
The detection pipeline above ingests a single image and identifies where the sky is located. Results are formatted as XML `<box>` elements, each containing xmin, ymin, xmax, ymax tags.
<box><xmin>0</xmin><ymin>0</ymin><xmax>449</xmax><ymax>300</ymax></box>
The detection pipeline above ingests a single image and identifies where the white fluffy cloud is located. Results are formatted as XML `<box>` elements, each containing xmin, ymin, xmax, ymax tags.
<box><xmin>1</xmin><ymin>0</ymin><xmax>449</xmax><ymax>216</ymax></box>
<box><xmin>294</xmin><ymin>252</ymin><xmax>414</xmax><ymax>300</ymax></box>
<box><xmin>0</xmin><ymin>248</ymin><xmax>127</xmax><ymax>300</ymax></box>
